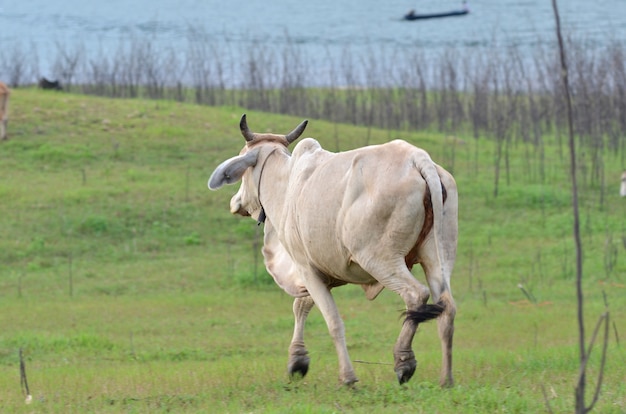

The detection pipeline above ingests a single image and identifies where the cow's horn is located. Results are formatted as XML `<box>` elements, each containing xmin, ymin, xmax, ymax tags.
<box><xmin>240</xmin><ymin>114</ymin><xmax>255</xmax><ymax>142</ymax></box>
<box><xmin>285</xmin><ymin>120</ymin><xmax>309</xmax><ymax>144</ymax></box>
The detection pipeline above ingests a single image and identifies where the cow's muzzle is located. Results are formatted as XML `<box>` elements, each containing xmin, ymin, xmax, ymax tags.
<box><xmin>229</xmin><ymin>196</ymin><xmax>250</xmax><ymax>216</ymax></box>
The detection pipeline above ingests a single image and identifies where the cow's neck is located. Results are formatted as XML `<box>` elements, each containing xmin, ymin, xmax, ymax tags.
<box><xmin>256</xmin><ymin>148</ymin><xmax>290</xmax><ymax>227</ymax></box>
<box><xmin>255</xmin><ymin>149</ymin><xmax>276</xmax><ymax>225</ymax></box>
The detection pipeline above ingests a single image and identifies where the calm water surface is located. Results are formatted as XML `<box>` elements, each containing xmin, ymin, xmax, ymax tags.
<box><xmin>2</xmin><ymin>0</ymin><xmax>626</xmax><ymax>84</ymax></box>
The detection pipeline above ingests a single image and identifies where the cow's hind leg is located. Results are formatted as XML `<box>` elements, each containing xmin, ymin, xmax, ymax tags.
<box><xmin>420</xmin><ymin>253</ymin><xmax>457</xmax><ymax>387</ymax></box>
<box><xmin>395</xmin><ymin>298</ymin><xmax>445</xmax><ymax>384</ymax></box>
<box><xmin>436</xmin><ymin>290</ymin><xmax>456</xmax><ymax>387</ymax></box>
<box><xmin>359</xmin><ymin>259</ymin><xmax>439</xmax><ymax>384</ymax></box>
<box><xmin>288</xmin><ymin>296</ymin><xmax>315</xmax><ymax>378</ymax></box>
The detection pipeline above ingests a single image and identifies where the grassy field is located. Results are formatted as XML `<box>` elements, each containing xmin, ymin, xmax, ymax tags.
<box><xmin>1</xmin><ymin>89</ymin><xmax>625</xmax><ymax>413</ymax></box>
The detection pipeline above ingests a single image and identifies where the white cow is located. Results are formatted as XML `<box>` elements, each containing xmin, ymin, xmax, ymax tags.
<box><xmin>209</xmin><ymin>115</ymin><xmax>458</xmax><ymax>387</ymax></box>
<box><xmin>621</xmin><ymin>171</ymin><xmax>626</xmax><ymax>197</ymax></box>
<box><xmin>0</xmin><ymin>82</ymin><xmax>10</xmax><ymax>140</ymax></box>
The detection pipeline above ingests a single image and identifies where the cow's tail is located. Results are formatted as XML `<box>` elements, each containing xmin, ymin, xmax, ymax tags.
<box><xmin>406</xmin><ymin>154</ymin><xmax>450</xmax><ymax>324</ymax></box>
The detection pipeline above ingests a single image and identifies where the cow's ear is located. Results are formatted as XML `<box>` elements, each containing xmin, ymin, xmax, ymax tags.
<box><xmin>208</xmin><ymin>149</ymin><xmax>259</xmax><ymax>190</ymax></box>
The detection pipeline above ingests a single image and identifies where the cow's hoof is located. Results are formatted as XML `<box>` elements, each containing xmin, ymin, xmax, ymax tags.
<box><xmin>288</xmin><ymin>355</ymin><xmax>310</xmax><ymax>378</ymax></box>
<box><xmin>394</xmin><ymin>352</ymin><xmax>417</xmax><ymax>384</ymax></box>
<box><xmin>440</xmin><ymin>376</ymin><xmax>454</xmax><ymax>388</ymax></box>
<box><xmin>341</xmin><ymin>376</ymin><xmax>359</xmax><ymax>387</ymax></box>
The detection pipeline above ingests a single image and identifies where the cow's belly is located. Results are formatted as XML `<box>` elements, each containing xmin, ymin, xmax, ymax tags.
<box><xmin>298</xmin><ymin>234</ymin><xmax>377</xmax><ymax>285</ymax></box>
<box><xmin>341</xmin><ymin>260</ymin><xmax>378</xmax><ymax>284</ymax></box>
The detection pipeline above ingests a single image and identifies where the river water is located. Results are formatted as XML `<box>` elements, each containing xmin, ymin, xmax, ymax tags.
<box><xmin>2</xmin><ymin>0</ymin><xmax>626</xmax><ymax>86</ymax></box>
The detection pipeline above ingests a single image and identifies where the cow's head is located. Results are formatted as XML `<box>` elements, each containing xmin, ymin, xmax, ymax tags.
<box><xmin>208</xmin><ymin>114</ymin><xmax>308</xmax><ymax>220</ymax></box>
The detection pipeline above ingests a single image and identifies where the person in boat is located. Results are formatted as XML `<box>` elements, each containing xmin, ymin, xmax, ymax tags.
<box><xmin>462</xmin><ymin>1</ymin><xmax>469</xmax><ymax>12</ymax></box>
<box><xmin>406</xmin><ymin>9</ymin><xmax>416</xmax><ymax>19</ymax></box>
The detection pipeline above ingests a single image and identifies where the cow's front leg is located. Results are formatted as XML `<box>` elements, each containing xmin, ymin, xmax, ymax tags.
<box><xmin>303</xmin><ymin>272</ymin><xmax>358</xmax><ymax>385</ymax></box>
<box><xmin>288</xmin><ymin>296</ymin><xmax>315</xmax><ymax>378</ymax></box>
<box><xmin>0</xmin><ymin>119</ymin><xmax>7</xmax><ymax>140</ymax></box>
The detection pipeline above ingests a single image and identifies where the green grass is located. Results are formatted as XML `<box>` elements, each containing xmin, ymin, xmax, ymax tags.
<box><xmin>1</xmin><ymin>89</ymin><xmax>625</xmax><ymax>413</ymax></box>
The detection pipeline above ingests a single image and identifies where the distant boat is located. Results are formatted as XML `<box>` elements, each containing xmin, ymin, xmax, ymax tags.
<box><xmin>403</xmin><ymin>9</ymin><xmax>469</xmax><ymax>20</ymax></box>
<box><xmin>404</xmin><ymin>2</ymin><xmax>470</xmax><ymax>21</ymax></box>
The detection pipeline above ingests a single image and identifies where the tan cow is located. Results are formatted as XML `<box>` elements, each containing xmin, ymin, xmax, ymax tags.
<box><xmin>0</xmin><ymin>82</ymin><xmax>10</xmax><ymax>140</ymax></box>
<box><xmin>209</xmin><ymin>115</ymin><xmax>458</xmax><ymax>387</ymax></box>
